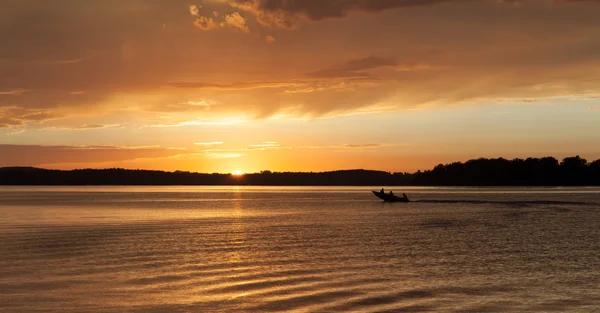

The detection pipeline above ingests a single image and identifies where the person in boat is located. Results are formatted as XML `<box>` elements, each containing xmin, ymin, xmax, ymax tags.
<box><xmin>389</xmin><ymin>191</ymin><xmax>394</xmax><ymax>197</ymax></box>
<box><xmin>402</xmin><ymin>193</ymin><xmax>409</xmax><ymax>201</ymax></box>
<box><xmin>380</xmin><ymin>188</ymin><xmax>384</xmax><ymax>194</ymax></box>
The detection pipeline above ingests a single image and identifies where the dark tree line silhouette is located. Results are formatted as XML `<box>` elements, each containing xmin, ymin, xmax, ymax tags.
<box><xmin>413</xmin><ymin>156</ymin><xmax>600</xmax><ymax>186</ymax></box>
<box><xmin>1</xmin><ymin>156</ymin><xmax>599</xmax><ymax>186</ymax></box>
<box><xmin>0</xmin><ymin>168</ymin><xmax>413</xmax><ymax>186</ymax></box>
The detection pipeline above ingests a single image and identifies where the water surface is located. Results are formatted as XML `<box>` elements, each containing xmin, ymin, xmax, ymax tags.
<box><xmin>1</xmin><ymin>186</ymin><xmax>599</xmax><ymax>312</ymax></box>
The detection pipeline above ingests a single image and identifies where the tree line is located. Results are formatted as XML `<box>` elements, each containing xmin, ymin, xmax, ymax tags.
<box><xmin>0</xmin><ymin>156</ymin><xmax>599</xmax><ymax>186</ymax></box>
<box><xmin>413</xmin><ymin>156</ymin><xmax>600</xmax><ymax>186</ymax></box>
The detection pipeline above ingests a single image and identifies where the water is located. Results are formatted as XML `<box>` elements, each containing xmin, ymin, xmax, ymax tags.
<box><xmin>1</xmin><ymin>186</ymin><xmax>599</xmax><ymax>312</ymax></box>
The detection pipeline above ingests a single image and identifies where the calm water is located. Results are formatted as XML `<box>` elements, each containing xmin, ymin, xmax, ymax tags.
<box><xmin>1</xmin><ymin>186</ymin><xmax>599</xmax><ymax>312</ymax></box>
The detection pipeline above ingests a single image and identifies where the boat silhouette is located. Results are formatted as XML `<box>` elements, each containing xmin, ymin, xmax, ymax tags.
<box><xmin>372</xmin><ymin>190</ymin><xmax>409</xmax><ymax>202</ymax></box>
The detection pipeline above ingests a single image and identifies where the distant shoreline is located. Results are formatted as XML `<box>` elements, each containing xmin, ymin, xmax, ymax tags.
<box><xmin>1</xmin><ymin>156</ymin><xmax>599</xmax><ymax>186</ymax></box>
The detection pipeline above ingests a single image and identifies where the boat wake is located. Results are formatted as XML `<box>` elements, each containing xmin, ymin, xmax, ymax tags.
<box><xmin>414</xmin><ymin>200</ymin><xmax>592</xmax><ymax>205</ymax></box>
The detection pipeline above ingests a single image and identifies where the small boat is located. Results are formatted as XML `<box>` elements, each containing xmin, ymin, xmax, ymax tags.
<box><xmin>372</xmin><ymin>190</ymin><xmax>409</xmax><ymax>202</ymax></box>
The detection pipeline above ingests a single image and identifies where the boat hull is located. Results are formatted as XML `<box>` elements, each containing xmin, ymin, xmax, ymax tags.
<box><xmin>372</xmin><ymin>191</ymin><xmax>409</xmax><ymax>202</ymax></box>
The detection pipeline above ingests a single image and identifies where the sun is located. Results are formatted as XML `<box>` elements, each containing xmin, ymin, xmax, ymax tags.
<box><xmin>231</xmin><ymin>171</ymin><xmax>245</xmax><ymax>176</ymax></box>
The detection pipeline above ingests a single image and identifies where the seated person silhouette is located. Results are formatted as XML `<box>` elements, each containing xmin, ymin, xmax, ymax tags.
<box><xmin>402</xmin><ymin>193</ymin><xmax>409</xmax><ymax>201</ymax></box>
<box><xmin>389</xmin><ymin>191</ymin><xmax>394</xmax><ymax>196</ymax></box>
<box><xmin>380</xmin><ymin>188</ymin><xmax>384</xmax><ymax>193</ymax></box>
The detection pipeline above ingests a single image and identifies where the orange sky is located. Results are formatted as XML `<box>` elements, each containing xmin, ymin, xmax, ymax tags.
<box><xmin>1</xmin><ymin>0</ymin><xmax>599</xmax><ymax>173</ymax></box>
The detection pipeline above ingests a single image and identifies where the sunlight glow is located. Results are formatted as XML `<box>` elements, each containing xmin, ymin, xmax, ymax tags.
<box><xmin>231</xmin><ymin>171</ymin><xmax>245</xmax><ymax>176</ymax></box>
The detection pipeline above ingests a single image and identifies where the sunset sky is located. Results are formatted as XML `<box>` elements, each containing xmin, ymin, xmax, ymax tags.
<box><xmin>1</xmin><ymin>0</ymin><xmax>599</xmax><ymax>173</ymax></box>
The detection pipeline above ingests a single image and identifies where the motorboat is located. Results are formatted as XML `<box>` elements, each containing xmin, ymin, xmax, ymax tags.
<box><xmin>372</xmin><ymin>190</ymin><xmax>409</xmax><ymax>202</ymax></box>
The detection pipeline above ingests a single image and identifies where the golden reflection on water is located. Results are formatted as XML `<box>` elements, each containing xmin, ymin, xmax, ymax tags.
<box><xmin>228</xmin><ymin>187</ymin><xmax>247</xmax><ymax>265</ymax></box>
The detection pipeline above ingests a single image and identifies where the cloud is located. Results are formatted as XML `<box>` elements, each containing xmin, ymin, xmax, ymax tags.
<box><xmin>0</xmin><ymin>144</ymin><xmax>190</xmax><ymax>167</ymax></box>
<box><xmin>194</xmin><ymin>16</ymin><xmax>219</xmax><ymax>30</ymax></box>
<box><xmin>2</xmin><ymin>0</ymin><xmax>600</xmax><ymax>129</ymax></box>
<box><xmin>220</xmin><ymin>12</ymin><xmax>250</xmax><ymax>33</ymax></box>
<box><xmin>0</xmin><ymin>89</ymin><xmax>26</xmax><ymax>96</ymax></box>
<box><xmin>395</xmin><ymin>64</ymin><xmax>436</xmax><ymax>72</ymax></box>
<box><xmin>149</xmin><ymin>119</ymin><xmax>247</xmax><ymax>128</ymax></box>
<box><xmin>224</xmin><ymin>0</ymin><xmax>472</xmax><ymax>29</ymax></box>
<box><xmin>516</xmin><ymin>99</ymin><xmax>538</xmax><ymax>103</ymax></box>
<box><xmin>497</xmin><ymin>0</ymin><xmax>522</xmax><ymax>5</ymax></box>
<box><xmin>342</xmin><ymin>144</ymin><xmax>382</xmax><ymax>148</ymax></box>
<box><xmin>5</xmin><ymin>129</ymin><xmax>26</xmax><ymax>136</ymax></box>
<box><xmin>169</xmin><ymin>81</ymin><xmax>301</xmax><ymax>90</ymax></box>
<box><xmin>249</xmin><ymin>141</ymin><xmax>279</xmax><ymax>148</ymax></box>
<box><xmin>43</xmin><ymin>124</ymin><xmax>121</xmax><ymax>131</ymax></box>
<box><xmin>189</xmin><ymin>4</ymin><xmax>249</xmax><ymax>33</ymax></box>
<box><xmin>265</xmin><ymin>35</ymin><xmax>276</xmax><ymax>43</ymax></box>
<box><xmin>148</xmin><ymin>100</ymin><xmax>215</xmax><ymax>113</ymax></box>
<box><xmin>307</xmin><ymin>57</ymin><xmax>398</xmax><ymax>79</ymax></box>
<box><xmin>189</xmin><ymin>3</ymin><xmax>220</xmax><ymax>31</ymax></box>
<box><xmin>282</xmin><ymin>79</ymin><xmax>378</xmax><ymax>94</ymax></box>
<box><xmin>189</xmin><ymin>4</ymin><xmax>202</xmax><ymax>16</ymax></box>
<box><xmin>195</xmin><ymin>141</ymin><xmax>224</xmax><ymax>145</ymax></box>
<box><xmin>201</xmin><ymin>142</ymin><xmax>392</xmax><ymax>153</ymax></box>
<box><xmin>223</xmin><ymin>0</ymin><xmax>600</xmax><ymax>29</ymax></box>
<box><xmin>294</xmin><ymin>143</ymin><xmax>398</xmax><ymax>150</ymax></box>
<box><xmin>200</xmin><ymin>143</ymin><xmax>287</xmax><ymax>153</ymax></box>
<box><xmin>0</xmin><ymin>106</ymin><xmax>59</xmax><ymax>129</ymax></box>
<box><xmin>205</xmin><ymin>152</ymin><xmax>245</xmax><ymax>159</ymax></box>
<box><xmin>561</xmin><ymin>0</ymin><xmax>600</xmax><ymax>3</ymax></box>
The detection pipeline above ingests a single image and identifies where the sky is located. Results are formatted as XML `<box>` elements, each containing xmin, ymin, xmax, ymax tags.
<box><xmin>1</xmin><ymin>0</ymin><xmax>599</xmax><ymax>173</ymax></box>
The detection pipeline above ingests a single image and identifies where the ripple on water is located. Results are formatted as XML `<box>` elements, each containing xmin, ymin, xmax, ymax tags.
<box><xmin>1</xmin><ymin>188</ymin><xmax>600</xmax><ymax>313</ymax></box>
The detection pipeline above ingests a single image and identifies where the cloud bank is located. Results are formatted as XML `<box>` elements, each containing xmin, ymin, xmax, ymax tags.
<box><xmin>1</xmin><ymin>0</ymin><xmax>600</xmax><ymax>129</ymax></box>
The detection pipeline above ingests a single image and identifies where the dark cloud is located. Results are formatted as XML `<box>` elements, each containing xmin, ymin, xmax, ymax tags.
<box><xmin>562</xmin><ymin>0</ymin><xmax>600</xmax><ymax>3</ymax></box>
<box><xmin>227</xmin><ymin>0</ymin><xmax>600</xmax><ymax>28</ymax></box>
<box><xmin>226</xmin><ymin>0</ymin><xmax>471</xmax><ymax>28</ymax></box>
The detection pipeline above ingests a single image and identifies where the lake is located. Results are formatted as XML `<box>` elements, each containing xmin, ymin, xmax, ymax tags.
<box><xmin>1</xmin><ymin>186</ymin><xmax>599</xmax><ymax>312</ymax></box>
